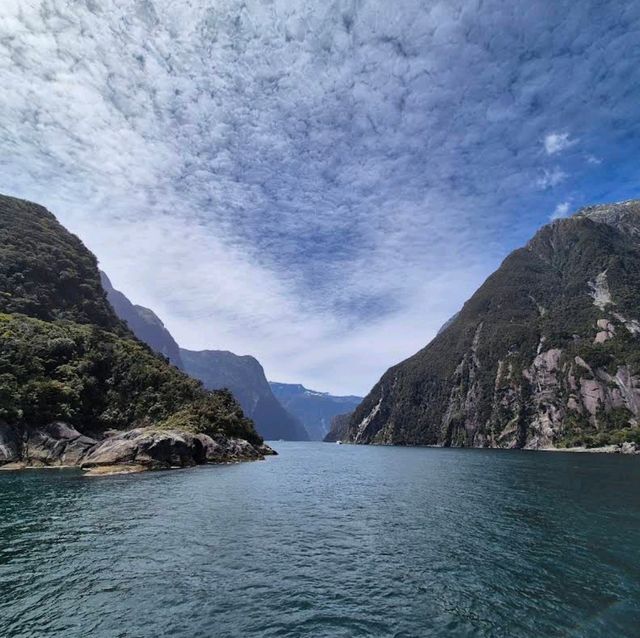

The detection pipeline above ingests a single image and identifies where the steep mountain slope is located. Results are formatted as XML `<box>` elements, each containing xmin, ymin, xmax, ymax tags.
<box><xmin>0</xmin><ymin>195</ymin><xmax>124</xmax><ymax>331</ymax></box>
<box><xmin>270</xmin><ymin>382</ymin><xmax>362</xmax><ymax>441</ymax></box>
<box><xmin>100</xmin><ymin>272</ymin><xmax>184</xmax><ymax>370</ymax></box>
<box><xmin>346</xmin><ymin>200</ymin><xmax>640</xmax><ymax>450</ymax></box>
<box><xmin>181</xmin><ymin>350</ymin><xmax>309</xmax><ymax>441</ymax></box>
<box><xmin>0</xmin><ymin>193</ymin><xmax>266</xmax><ymax>470</ymax></box>
<box><xmin>323</xmin><ymin>413</ymin><xmax>353</xmax><ymax>442</ymax></box>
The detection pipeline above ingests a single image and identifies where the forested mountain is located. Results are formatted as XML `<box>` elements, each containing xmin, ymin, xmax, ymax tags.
<box><xmin>323</xmin><ymin>413</ymin><xmax>353</xmax><ymax>443</ymax></box>
<box><xmin>345</xmin><ymin>200</ymin><xmax>640</xmax><ymax>450</ymax></box>
<box><xmin>0</xmin><ymin>194</ymin><xmax>269</xmax><ymax>472</ymax></box>
<box><xmin>181</xmin><ymin>350</ymin><xmax>309</xmax><ymax>441</ymax></box>
<box><xmin>100</xmin><ymin>272</ymin><xmax>184</xmax><ymax>370</ymax></box>
<box><xmin>96</xmin><ymin>270</ymin><xmax>307</xmax><ymax>440</ymax></box>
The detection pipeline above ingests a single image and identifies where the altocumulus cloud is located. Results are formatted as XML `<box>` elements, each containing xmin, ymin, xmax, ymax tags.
<box><xmin>1</xmin><ymin>0</ymin><xmax>640</xmax><ymax>394</ymax></box>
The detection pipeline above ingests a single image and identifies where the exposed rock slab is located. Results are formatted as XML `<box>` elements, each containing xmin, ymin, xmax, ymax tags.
<box><xmin>0</xmin><ymin>423</ymin><xmax>276</xmax><ymax>473</ymax></box>
<box><xmin>24</xmin><ymin>422</ymin><xmax>97</xmax><ymax>467</ymax></box>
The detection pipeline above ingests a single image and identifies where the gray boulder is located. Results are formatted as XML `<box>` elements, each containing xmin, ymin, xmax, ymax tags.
<box><xmin>23</xmin><ymin>422</ymin><xmax>97</xmax><ymax>467</ymax></box>
<box><xmin>196</xmin><ymin>434</ymin><xmax>276</xmax><ymax>462</ymax></box>
<box><xmin>82</xmin><ymin>428</ymin><xmax>207</xmax><ymax>470</ymax></box>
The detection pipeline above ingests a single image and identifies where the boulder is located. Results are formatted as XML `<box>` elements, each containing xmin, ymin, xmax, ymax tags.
<box><xmin>195</xmin><ymin>434</ymin><xmax>277</xmax><ymax>462</ymax></box>
<box><xmin>23</xmin><ymin>422</ymin><xmax>97</xmax><ymax>466</ymax></box>
<box><xmin>81</xmin><ymin>428</ymin><xmax>207</xmax><ymax>470</ymax></box>
<box><xmin>257</xmin><ymin>443</ymin><xmax>278</xmax><ymax>456</ymax></box>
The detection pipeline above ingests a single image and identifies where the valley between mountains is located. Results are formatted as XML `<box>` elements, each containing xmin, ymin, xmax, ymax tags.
<box><xmin>1</xmin><ymin>193</ymin><xmax>640</xmax><ymax>475</ymax></box>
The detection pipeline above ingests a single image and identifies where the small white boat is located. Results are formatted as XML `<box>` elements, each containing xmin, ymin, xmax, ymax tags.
<box><xmin>336</xmin><ymin>440</ymin><xmax>343</xmax><ymax>445</ymax></box>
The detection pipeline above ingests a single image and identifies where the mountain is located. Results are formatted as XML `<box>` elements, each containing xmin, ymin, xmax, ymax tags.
<box><xmin>0</xmin><ymin>193</ymin><xmax>269</xmax><ymax>472</ymax></box>
<box><xmin>98</xmin><ymin>267</ymin><xmax>305</xmax><ymax>441</ymax></box>
<box><xmin>269</xmin><ymin>382</ymin><xmax>362</xmax><ymax>441</ymax></box>
<box><xmin>323</xmin><ymin>413</ymin><xmax>353</xmax><ymax>442</ymax></box>
<box><xmin>0</xmin><ymin>195</ymin><xmax>124</xmax><ymax>331</ymax></box>
<box><xmin>100</xmin><ymin>271</ymin><xmax>184</xmax><ymax>370</ymax></box>
<box><xmin>345</xmin><ymin>199</ymin><xmax>640</xmax><ymax>451</ymax></box>
<box><xmin>181</xmin><ymin>350</ymin><xmax>309</xmax><ymax>441</ymax></box>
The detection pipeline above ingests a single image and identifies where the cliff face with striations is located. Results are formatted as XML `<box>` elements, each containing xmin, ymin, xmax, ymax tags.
<box><xmin>346</xmin><ymin>200</ymin><xmax>640</xmax><ymax>450</ymax></box>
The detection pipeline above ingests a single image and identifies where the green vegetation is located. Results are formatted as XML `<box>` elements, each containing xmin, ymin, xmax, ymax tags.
<box><xmin>0</xmin><ymin>313</ymin><xmax>260</xmax><ymax>444</ymax></box>
<box><xmin>349</xmin><ymin>208</ymin><xmax>640</xmax><ymax>448</ymax></box>
<box><xmin>0</xmin><ymin>193</ymin><xmax>262</xmax><ymax>447</ymax></box>
<box><xmin>0</xmin><ymin>194</ymin><xmax>124</xmax><ymax>330</ymax></box>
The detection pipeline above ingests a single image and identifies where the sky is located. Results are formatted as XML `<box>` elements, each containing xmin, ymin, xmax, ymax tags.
<box><xmin>1</xmin><ymin>0</ymin><xmax>640</xmax><ymax>395</ymax></box>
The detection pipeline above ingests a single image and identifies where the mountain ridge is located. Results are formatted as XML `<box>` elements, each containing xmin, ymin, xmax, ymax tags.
<box><xmin>100</xmin><ymin>271</ymin><xmax>185</xmax><ymax>370</ymax></box>
<box><xmin>270</xmin><ymin>382</ymin><xmax>362</xmax><ymax>441</ymax></box>
<box><xmin>181</xmin><ymin>350</ymin><xmax>309</xmax><ymax>441</ymax></box>
<box><xmin>344</xmin><ymin>199</ymin><xmax>640</xmax><ymax>451</ymax></box>
<box><xmin>98</xmin><ymin>271</ymin><xmax>307</xmax><ymax>441</ymax></box>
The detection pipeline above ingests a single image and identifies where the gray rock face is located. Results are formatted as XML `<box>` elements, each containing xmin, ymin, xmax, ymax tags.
<box><xmin>0</xmin><ymin>423</ymin><xmax>276</xmax><ymax>472</ymax></box>
<box><xmin>82</xmin><ymin>428</ymin><xmax>206</xmax><ymax>469</ymax></box>
<box><xmin>0</xmin><ymin>422</ymin><xmax>20</xmax><ymax>463</ymax></box>
<box><xmin>346</xmin><ymin>199</ymin><xmax>640</xmax><ymax>449</ymax></box>
<box><xmin>23</xmin><ymin>422</ymin><xmax>97</xmax><ymax>466</ymax></box>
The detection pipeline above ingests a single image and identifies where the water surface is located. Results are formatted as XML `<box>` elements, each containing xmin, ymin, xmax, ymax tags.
<box><xmin>1</xmin><ymin>443</ymin><xmax>639</xmax><ymax>637</ymax></box>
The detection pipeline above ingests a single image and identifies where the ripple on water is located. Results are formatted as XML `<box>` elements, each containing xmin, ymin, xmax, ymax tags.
<box><xmin>1</xmin><ymin>445</ymin><xmax>640</xmax><ymax>637</ymax></box>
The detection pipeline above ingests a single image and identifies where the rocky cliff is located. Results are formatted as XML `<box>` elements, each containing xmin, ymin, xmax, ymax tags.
<box><xmin>345</xmin><ymin>200</ymin><xmax>640</xmax><ymax>451</ymax></box>
<box><xmin>270</xmin><ymin>382</ymin><xmax>362</xmax><ymax>441</ymax></box>
<box><xmin>0</xmin><ymin>193</ymin><xmax>270</xmax><ymax>472</ymax></box>
<box><xmin>181</xmin><ymin>350</ymin><xmax>309</xmax><ymax>441</ymax></box>
<box><xmin>323</xmin><ymin>413</ymin><xmax>353</xmax><ymax>442</ymax></box>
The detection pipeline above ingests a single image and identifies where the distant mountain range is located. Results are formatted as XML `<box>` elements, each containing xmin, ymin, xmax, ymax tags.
<box><xmin>181</xmin><ymin>350</ymin><xmax>309</xmax><ymax>441</ymax></box>
<box><xmin>269</xmin><ymin>382</ymin><xmax>362</xmax><ymax>441</ymax></box>
<box><xmin>343</xmin><ymin>200</ymin><xmax>640</xmax><ymax>451</ymax></box>
<box><xmin>101</xmin><ymin>273</ymin><xmax>307</xmax><ymax>441</ymax></box>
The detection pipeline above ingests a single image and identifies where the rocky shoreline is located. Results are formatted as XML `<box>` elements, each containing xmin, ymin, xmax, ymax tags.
<box><xmin>0</xmin><ymin>422</ymin><xmax>276</xmax><ymax>476</ymax></box>
<box><xmin>334</xmin><ymin>440</ymin><xmax>640</xmax><ymax>454</ymax></box>
<box><xmin>541</xmin><ymin>442</ymin><xmax>639</xmax><ymax>455</ymax></box>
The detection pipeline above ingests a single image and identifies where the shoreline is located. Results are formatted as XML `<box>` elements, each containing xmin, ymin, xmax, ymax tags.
<box><xmin>333</xmin><ymin>441</ymin><xmax>639</xmax><ymax>455</ymax></box>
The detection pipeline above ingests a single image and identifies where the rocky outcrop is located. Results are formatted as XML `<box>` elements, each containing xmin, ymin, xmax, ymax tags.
<box><xmin>346</xmin><ymin>200</ymin><xmax>640</xmax><ymax>450</ymax></box>
<box><xmin>24</xmin><ymin>422</ymin><xmax>98</xmax><ymax>466</ymax></box>
<box><xmin>0</xmin><ymin>193</ymin><xmax>265</xmax><ymax>467</ymax></box>
<box><xmin>0</xmin><ymin>422</ymin><xmax>20</xmax><ymax>464</ymax></box>
<box><xmin>0</xmin><ymin>423</ymin><xmax>276</xmax><ymax>473</ymax></box>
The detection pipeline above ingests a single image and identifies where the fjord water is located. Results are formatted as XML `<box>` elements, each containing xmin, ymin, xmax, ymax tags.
<box><xmin>1</xmin><ymin>444</ymin><xmax>639</xmax><ymax>637</ymax></box>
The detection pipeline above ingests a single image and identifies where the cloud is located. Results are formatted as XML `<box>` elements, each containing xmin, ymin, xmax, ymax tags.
<box><xmin>1</xmin><ymin>0</ymin><xmax>640</xmax><ymax>395</ymax></box>
<box><xmin>550</xmin><ymin>201</ymin><xmax>571</xmax><ymax>220</ymax></box>
<box><xmin>544</xmin><ymin>132</ymin><xmax>577</xmax><ymax>155</ymax></box>
<box><xmin>537</xmin><ymin>167</ymin><xmax>568</xmax><ymax>190</ymax></box>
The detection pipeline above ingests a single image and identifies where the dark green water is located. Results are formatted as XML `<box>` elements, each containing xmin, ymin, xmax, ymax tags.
<box><xmin>1</xmin><ymin>443</ymin><xmax>640</xmax><ymax>637</ymax></box>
